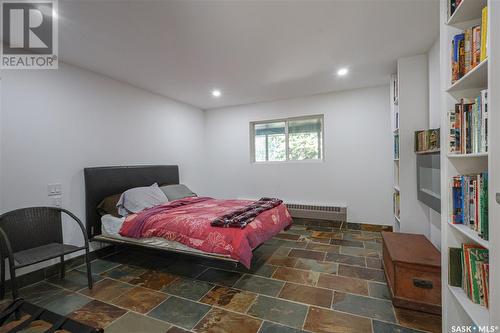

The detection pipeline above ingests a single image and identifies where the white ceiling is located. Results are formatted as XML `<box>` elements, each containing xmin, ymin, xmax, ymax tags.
<box><xmin>59</xmin><ymin>0</ymin><xmax>439</xmax><ymax>110</ymax></box>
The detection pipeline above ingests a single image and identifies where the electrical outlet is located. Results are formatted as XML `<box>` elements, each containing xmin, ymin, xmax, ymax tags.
<box><xmin>48</xmin><ymin>183</ymin><xmax>62</xmax><ymax>196</ymax></box>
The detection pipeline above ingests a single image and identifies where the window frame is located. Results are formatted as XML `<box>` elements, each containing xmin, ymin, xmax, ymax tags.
<box><xmin>250</xmin><ymin>114</ymin><xmax>325</xmax><ymax>164</ymax></box>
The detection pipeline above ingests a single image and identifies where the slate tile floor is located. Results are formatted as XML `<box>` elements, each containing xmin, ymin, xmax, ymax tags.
<box><xmin>1</xmin><ymin>224</ymin><xmax>442</xmax><ymax>333</ymax></box>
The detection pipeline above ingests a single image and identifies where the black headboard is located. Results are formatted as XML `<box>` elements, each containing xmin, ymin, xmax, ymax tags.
<box><xmin>84</xmin><ymin>165</ymin><xmax>179</xmax><ymax>239</ymax></box>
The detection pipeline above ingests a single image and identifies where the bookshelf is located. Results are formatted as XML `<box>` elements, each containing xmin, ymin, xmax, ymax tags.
<box><xmin>390</xmin><ymin>57</ymin><xmax>430</xmax><ymax>236</ymax></box>
<box><xmin>440</xmin><ymin>0</ymin><xmax>498</xmax><ymax>329</ymax></box>
<box><xmin>391</xmin><ymin>74</ymin><xmax>400</xmax><ymax>231</ymax></box>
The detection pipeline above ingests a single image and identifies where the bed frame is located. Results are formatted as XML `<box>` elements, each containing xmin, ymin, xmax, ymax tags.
<box><xmin>83</xmin><ymin>165</ymin><xmax>238</xmax><ymax>263</ymax></box>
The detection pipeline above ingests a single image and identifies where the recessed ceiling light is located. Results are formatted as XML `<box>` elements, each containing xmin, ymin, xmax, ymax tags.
<box><xmin>337</xmin><ymin>68</ymin><xmax>349</xmax><ymax>76</ymax></box>
<box><xmin>211</xmin><ymin>89</ymin><xmax>222</xmax><ymax>97</ymax></box>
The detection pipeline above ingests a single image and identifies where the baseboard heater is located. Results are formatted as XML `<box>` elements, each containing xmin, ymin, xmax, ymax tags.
<box><xmin>285</xmin><ymin>203</ymin><xmax>347</xmax><ymax>222</ymax></box>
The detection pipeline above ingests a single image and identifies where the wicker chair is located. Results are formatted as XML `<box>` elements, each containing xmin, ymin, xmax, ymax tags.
<box><xmin>0</xmin><ymin>207</ymin><xmax>93</xmax><ymax>299</ymax></box>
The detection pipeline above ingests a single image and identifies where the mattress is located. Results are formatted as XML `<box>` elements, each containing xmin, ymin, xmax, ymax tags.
<box><xmin>100</xmin><ymin>214</ymin><xmax>232</xmax><ymax>258</ymax></box>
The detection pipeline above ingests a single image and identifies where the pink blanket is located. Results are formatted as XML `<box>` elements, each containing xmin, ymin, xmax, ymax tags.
<box><xmin>119</xmin><ymin>197</ymin><xmax>293</xmax><ymax>268</ymax></box>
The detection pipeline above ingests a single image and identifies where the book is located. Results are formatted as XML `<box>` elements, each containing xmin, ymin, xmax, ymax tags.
<box><xmin>448</xmin><ymin>91</ymin><xmax>488</xmax><ymax>155</ymax></box>
<box><xmin>480</xmin><ymin>6</ymin><xmax>488</xmax><ymax>62</ymax></box>
<box><xmin>451</xmin><ymin>173</ymin><xmax>489</xmax><ymax>240</ymax></box>
<box><xmin>450</xmin><ymin>7</ymin><xmax>487</xmax><ymax>85</ymax></box>
<box><xmin>472</xmin><ymin>26</ymin><xmax>481</xmax><ymax>68</ymax></box>
<box><xmin>414</xmin><ymin>128</ymin><xmax>440</xmax><ymax>153</ymax></box>
<box><xmin>464</xmin><ymin>28</ymin><xmax>472</xmax><ymax>74</ymax></box>
<box><xmin>449</xmin><ymin>247</ymin><xmax>463</xmax><ymax>287</ymax></box>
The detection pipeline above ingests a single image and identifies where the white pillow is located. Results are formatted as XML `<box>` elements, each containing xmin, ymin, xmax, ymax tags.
<box><xmin>117</xmin><ymin>183</ymin><xmax>168</xmax><ymax>216</ymax></box>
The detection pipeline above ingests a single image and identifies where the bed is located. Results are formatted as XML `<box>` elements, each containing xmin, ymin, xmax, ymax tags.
<box><xmin>84</xmin><ymin>165</ymin><xmax>292</xmax><ymax>268</ymax></box>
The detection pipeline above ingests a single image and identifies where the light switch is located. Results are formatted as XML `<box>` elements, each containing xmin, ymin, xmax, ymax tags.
<box><xmin>52</xmin><ymin>196</ymin><xmax>62</xmax><ymax>208</ymax></box>
<box><xmin>48</xmin><ymin>183</ymin><xmax>62</xmax><ymax>196</ymax></box>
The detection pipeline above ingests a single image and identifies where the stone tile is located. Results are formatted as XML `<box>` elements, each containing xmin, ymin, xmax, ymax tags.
<box><xmin>364</xmin><ymin>241</ymin><xmax>383</xmax><ymax>251</ymax></box>
<box><xmin>148</xmin><ymin>296</ymin><xmax>211</xmax><ymax>330</ymax></box>
<box><xmin>332</xmin><ymin>291</ymin><xmax>396</xmax><ymax>322</ymax></box>
<box><xmin>372</xmin><ymin>320</ymin><xmax>425</xmax><ymax>333</ymax></box>
<box><xmin>394</xmin><ymin>307</ymin><xmax>442</xmax><ymax>333</ymax></box>
<box><xmin>19</xmin><ymin>282</ymin><xmax>64</xmax><ymax>304</ymax></box>
<box><xmin>79</xmin><ymin>278</ymin><xmax>133</xmax><ymax>302</ymax></box>
<box><xmin>75</xmin><ymin>259</ymin><xmax>121</xmax><ymax>274</ymax></box>
<box><xmin>197</xmin><ymin>268</ymin><xmax>243</xmax><ymax>287</ymax></box>
<box><xmin>272</xmin><ymin>267</ymin><xmax>319</xmax><ymax>286</ymax></box>
<box><xmin>69</xmin><ymin>300</ymin><xmax>127</xmax><ymax>329</ymax></box>
<box><xmin>316</xmin><ymin>274</ymin><xmax>368</xmax><ymax>296</ymax></box>
<box><xmin>306</xmin><ymin>225</ymin><xmax>333</xmax><ymax>232</ymax></box>
<box><xmin>324</xmin><ymin>253</ymin><xmax>365</xmax><ymax>267</ymax></box>
<box><xmin>275</xmin><ymin>233</ymin><xmax>302</xmax><ymax>241</ymax></box>
<box><xmin>106</xmin><ymin>311</ymin><xmax>172</xmax><ymax>333</ymax></box>
<box><xmin>239</xmin><ymin>264</ymin><xmax>277</xmax><ymax>278</ymax></box>
<box><xmin>368</xmin><ymin>282</ymin><xmax>391</xmax><ymax>300</ymax></box>
<box><xmin>272</xmin><ymin>239</ymin><xmax>308</xmax><ymax>249</ymax></box>
<box><xmin>167</xmin><ymin>327</ymin><xmax>192</xmax><ymax>333</ymax></box>
<box><xmin>340</xmin><ymin>246</ymin><xmax>379</xmax><ymax>258</ymax></box>
<box><xmin>304</xmin><ymin>306</ymin><xmax>372</xmax><ymax>333</ymax></box>
<box><xmin>360</xmin><ymin>224</ymin><xmax>392</xmax><ymax>232</ymax></box>
<box><xmin>37</xmin><ymin>290</ymin><xmax>92</xmax><ymax>315</ymax></box>
<box><xmin>112</xmin><ymin>286</ymin><xmax>168</xmax><ymax>313</ymax></box>
<box><xmin>365</xmin><ymin>257</ymin><xmax>382</xmax><ymax>269</ymax></box>
<box><xmin>346</xmin><ymin>223</ymin><xmax>362</xmax><ymax>230</ymax></box>
<box><xmin>305</xmin><ymin>242</ymin><xmax>340</xmax><ymax>253</ymax></box>
<box><xmin>258</xmin><ymin>321</ymin><xmax>309</xmax><ymax>333</ymax></box>
<box><xmin>343</xmin><ymin>231</ymin><xmax>381</xmax><ymax>242</ymax></box>
<box><xmin>267</xmin><ymin>256</ymin><xmax>298</xmax><ymax>267</ymax></box>
<box><xmin>46</xmin><ymin>270</ymin><xmax>102</xmax><ymax>291</ymax></box>
<box><xmin>162</xmin><ymin>277</ymin><xmax>214</xmax><ymax>301</ymax></box>
<box><xmin>193</xmin><ymin>307</ymin><xmax>262</xmax><ymax>333</ymax></box>
<box><xmin>288</xmin><ymin>249</ymin><xmax>325</xmax><ymax>261</ymax></box>
<box><xmin>273</xmin><ymin>247</ymin><xmax>292</xmax><ymax>256</ymax></box>
<box><xmin>310</xmin><ymin>231</ymin><xmax>343</xmax><ymax>239</ymax></box>
<box><xmin>294</xmin><ymin>258</ymin><xmax>338</xmax><ymax>274</ymax></box>
<box><xmin>307</xmin><ymin>237</ymin><xmax>331</xmax><ymax>244</ymax></box>
<box><xmin>162</xmin><ymin>260</ymin><xmax>207</xmax><ymax>278</ymax></box>
<box><xmin>247</xmin><ymin>295</ymin><xmax>308</xmax><ymax>329</ymax></box>
<box><xmin>100</xmin><ymin>264</ymin><xmax>147</xmax><ymax>283</ymax></box>
<box><xmin>338</xmin><ymin>265</ymin><xmax>385</xmax><ymax>282</ymax></box>
<box><xmin>200</xmin><ymin>286</ymin><xmax>257</xmax><ymax>313</ymax></box>
<box><xmin>278</xmin><ymin>282</ymin><xmax>332</xmax><ymax>307</ymax></box>
<box><xmin>329</xmin><ymin>239</ymin><xmax>364</xmax><ymax>248</ymax></box>
<box><xmin>129</xmin><ymin>270</ymin><xmax>179</xmax><ymax>290</ymax></box>
<box><xmin>233</xmin><ymin>274</ymin><xmax>284</xmax><ymax>297</ymax></box>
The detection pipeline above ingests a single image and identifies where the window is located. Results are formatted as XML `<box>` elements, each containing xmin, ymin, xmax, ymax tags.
<box><xmin>251</xmin><ymin>115</ymin><xmax>324</xmax><ymax>162</ymax></box>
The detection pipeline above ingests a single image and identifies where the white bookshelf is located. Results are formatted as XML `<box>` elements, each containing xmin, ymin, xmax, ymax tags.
<box><xmin>391</xmin><ymin>56</ymin><xmax>431</xmax><ymax>236</ymax></box>
<box><xmin>440</xmin><ymin>0</ymin><xmax>499</xmax><ymax>329</ymax></box>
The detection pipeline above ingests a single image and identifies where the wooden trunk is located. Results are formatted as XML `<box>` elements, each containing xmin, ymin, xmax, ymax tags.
<box><xmin>381</xmin><ymin>232</ymin><xmax>441</xmax><ymax>314</ymax></box>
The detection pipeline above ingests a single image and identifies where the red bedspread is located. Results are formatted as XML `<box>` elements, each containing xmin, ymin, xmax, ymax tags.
<box><xmin>119</xmin><ymin>197</ymin><xmax>293</xmax><ymax>268</ymax></box>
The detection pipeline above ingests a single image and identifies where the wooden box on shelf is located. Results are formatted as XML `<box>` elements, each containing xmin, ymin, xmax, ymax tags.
<box><xmin>381</xmin><ymin>232</ymin><xmax>441</xmax><ymax>314</ymax></box>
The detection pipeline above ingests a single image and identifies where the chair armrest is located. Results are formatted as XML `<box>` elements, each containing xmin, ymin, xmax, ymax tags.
<box><xmin>56</xmin><ymin>208</ymin><xmax>90</xmax><ymax>248</ymax></box>
<box><xmin>0</xmin><ymin>227</ymin><xmax>15</xmax><ymax>262</ymax></box>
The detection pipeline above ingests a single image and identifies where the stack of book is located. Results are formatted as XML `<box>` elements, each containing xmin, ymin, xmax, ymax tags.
<box><xmin>452</xmin><ymin>172</ymin><xmax>489</xmax><ymax>240</ymax></box>
<box><xmin>415</xmin><ymin>128</ymin><xmax>440</xmax><ymax>153</ymax></box>
<box><xmin>449</xmin><ymin>245</ymin><xmax>489</xmax><ymax>308</ymax></box>
<box><xmin>448</xmin><ymin>90</ymin><xmax>488</xmax><ymax>155</ymax></box>
<box><xmin>451</xmin><ymin>6</ymin><xmax>488</xmax><ymax>83</ymax></box>
<box><xmin>394</xmin><ymin>132</ymin><xmax>399</xmax><ymax>159</ymax></box>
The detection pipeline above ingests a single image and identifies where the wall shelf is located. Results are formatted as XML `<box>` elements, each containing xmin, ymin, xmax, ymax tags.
<box><xmin>416</xmin><ymin>149</ymin><xmax>440</xmax><ymax>155</ymax></box>
<box><xmin>447</xmin><ymin>152</ymin><xmax>488</xmax><ymax>159</ymax></box>
<box><xmin>446</xmin><ymin>59</ymin><xmax>488</xmax><ymax>98</ymax></box>
<box><xmin>448</xmin><ymin>286</ymin><xmax>489</xmax><ymax>327</ymax></box>
<box><xmin>448</xmin><ymin>222</ymin><xmax>489</xmax><ymax>249</ymax></box>
<box><xmin>447</xmin><ymin>0</ymin><xmax>487</xmax><ymax>27</ymax></box>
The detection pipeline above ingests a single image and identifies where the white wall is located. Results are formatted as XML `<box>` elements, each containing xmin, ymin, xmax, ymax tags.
<box><xmin>428</xmin><ymin>39</ymin><xmax>442</xmax><ymax>249</ymax></box>
<box><xmin>203</xmin><ymin>86</ymin><xmax>393</xmax><ymax>225</ymax></box>
<box><xmin>0</xmin><ymin>63</ymin><xmax>205</xmax><ymax>274</ymax></box>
